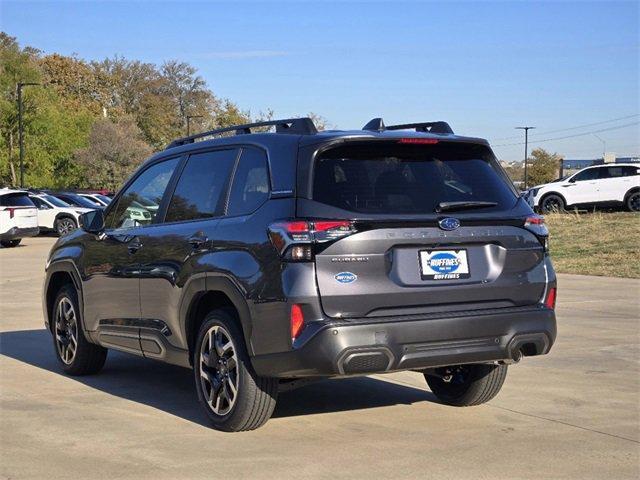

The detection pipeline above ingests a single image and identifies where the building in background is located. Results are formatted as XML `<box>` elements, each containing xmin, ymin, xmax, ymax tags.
<box><xmin>561</xmin><ymin>155</ymin><xmax>640</xmax><ymax>177</ymax></box>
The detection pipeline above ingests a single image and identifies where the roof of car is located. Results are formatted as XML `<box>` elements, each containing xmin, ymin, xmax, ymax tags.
<box><xmin>158</xmin><ymin>117</ymin><xmax>489</xmax><ymax>158</ymax></box>
<box><xmin>0</xmin><ymin>188</ymin><xmax>28</xmax><ymax>196</ymax></box>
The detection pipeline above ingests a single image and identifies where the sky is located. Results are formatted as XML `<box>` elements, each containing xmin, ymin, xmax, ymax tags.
<box><xmin>2</xmin><ymin>0</ymin><xmax>639</xmax><ymax>161</ymax></box>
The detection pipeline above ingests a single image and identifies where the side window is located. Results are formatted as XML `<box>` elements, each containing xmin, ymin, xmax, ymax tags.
<box><xmin>600</xmin><ymin>167</ymin><xmax>624</xmax><ymax>179</ymax></box>
<box><xmin>106</xmin><ymin>158</ymin><xmax>179</xmax><ymax>230</ymax></box>
<box><xmin>572</xmin><ymin>168</ymin><xmax>599</xmax><ymax>182</ymax></box>
<box><xmin>31</xmin><ymin>197</ymin><xmax>50</xmax><ymax>210</ymax></box>
<box><xmin>226</xmin><ymin>148</ymin><xmax>270</xmax><ymax>216</ymax></box>
<box><xmin>165</xmin><ymin>149</ymin><xmax>238</xmax><ymax>223</ymax></box>
<box><xmin>622</xmin><ymin>166</ymin><xmax>639</xmax><ymax>177</ymax></box>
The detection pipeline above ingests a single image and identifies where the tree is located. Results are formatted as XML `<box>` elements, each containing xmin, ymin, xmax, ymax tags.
<box><xmin>306</xmin><ymin>112</ymin><xmax>332</xmax><ymax>131</ymax></box>
<box><xmin>527</xmin><ymin>148</ymin><xmax>562</xmax><ymax>186</ymax></box>
<box><xmin>504</xmin><ymin>163</ymin><xmax>524</xmax><ymax>183</ymax></box>
<box><xmin>0</xmin><ymin>32</ymin><xmax>41</xmax><ymax>184</ymax></box>
<box><xmin>73</xmin><ymin>117</ymin><xmax>153</xmax><ymax>190</ymax></box>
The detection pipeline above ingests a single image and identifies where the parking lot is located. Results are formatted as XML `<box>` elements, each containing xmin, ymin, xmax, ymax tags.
<box><xmin>1</xmin><ymin>236</ymin><xmax>638</xmax><ymax>480</ymax></box>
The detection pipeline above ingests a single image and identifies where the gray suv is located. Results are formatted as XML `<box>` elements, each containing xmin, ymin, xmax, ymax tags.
<box><xmin>42</xmin><ymin>117</ymin><xmax>557</xmax><ymax>431</ymax></box>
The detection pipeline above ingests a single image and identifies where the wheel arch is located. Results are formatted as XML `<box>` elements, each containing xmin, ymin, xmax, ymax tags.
<box><xmin>624</xmin><ymin>186</ymin><xmax>640</xmax><ymax>199</ymax></box>
<box><xmin>54</xmin><ymin>212</ymin><xmax>78</xmax><ymax>224</ymax></box>
<box><xmin>44</xmin><ymin>261</ymin><xmax>84</xmax><ymax>333</ymax></box>
<box><xmin>539</xmin><ymin>190</ymin><xmax>567</xmax><ymax>208</ymax></box>
<box><xmin>624</xmin><ymin>187</ymin><xmax>640</xmax><ymax>210</ymax></box>
<box><xmin>181</xmin><ymin>275</ymin><xmax>254</xmax><ymax>366</ymax></box>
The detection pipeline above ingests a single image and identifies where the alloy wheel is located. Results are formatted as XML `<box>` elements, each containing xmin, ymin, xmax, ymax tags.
<box><xmin>55</xmin><ymin>297</ymin><xmax>78</xmax><ymax>364</ymax></box>
<box><xmin>542</xmin><ymin>197</ymin><xmax>563</xmax><ymax>213</ymax></box>
<box><xmin>629</xmin><ymin>193</ymin><xmax>640</xmax><ymax>212</ymax></box>
<box><xmin>198</xmin><ymin>325</ymin><xmax>239</xmax><ymax>416</ymax></box>
<box><xmin>57</xmin><ymin>218</ymin><xmax>76</xmax><ymax>236</ymax></box>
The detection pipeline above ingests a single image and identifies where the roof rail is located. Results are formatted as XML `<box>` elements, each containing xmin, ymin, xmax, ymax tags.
<box><xmin>166</xmin><ymin>117</ymin><xmax>318</xmax><ymax>150</ymax></box>
<box><xmin>386</xmin><ymin>121</ymin><xmax>454</xmax><ymax>135</ymax></box>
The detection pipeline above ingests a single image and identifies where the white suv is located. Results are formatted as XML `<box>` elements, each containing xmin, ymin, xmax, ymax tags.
<box><xmin>526</xmin><ymin>164</ymin><xmax>640</xmax><ymax>213</ymax></box>
<box><xmin>0</xmin><ymin>189</ymin><xmax>39</xmax><ymax>247</ymax></box>
<box><xmin>29</xmin><ymin>193</ymin><xmax>92</xmax><ymax>236</ymax></box>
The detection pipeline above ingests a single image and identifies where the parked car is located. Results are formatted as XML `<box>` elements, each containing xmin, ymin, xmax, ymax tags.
<box><xmin>49</xmin><ymin>192</ymin><xmax>103</xmax><ymax>210</ymax></box>
<box><xmin>42</xmin><ymin>117</ymin><xmax>557</xmax><ymax>432</ymax></box>
<box><xmin>29</xmin><ymin>193</ymin><xmax>92</xmax><ymax>236</ymax></box>
<box><xmin>0</xmin><ymin>189</ymin><xmax>39</xmax><ymax>247</ymax></box>
<box><xmin>78</xmin><ymin>193</ymin><xmax>112</xmax><ymax>207</ymax></box>
<box><xmin>525</xmin><ymin>164</ymin><xmax>640</xmax><ymax>213</ymax></box>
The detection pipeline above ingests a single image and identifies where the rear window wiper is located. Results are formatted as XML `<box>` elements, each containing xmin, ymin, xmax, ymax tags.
<box><xmin>435</xmin><ymin>201</ymin><xmax>498</xmax><ymax>213</ymax></box>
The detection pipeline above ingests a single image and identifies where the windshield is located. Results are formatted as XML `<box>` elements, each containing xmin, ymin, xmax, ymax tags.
<box><xmin>94</xmin><ymin>194</ymin><xmax>112</xmax><ymax>204</ymax></box>
<box><xmin>313</xmin><ymin>142</ymin><xmax>517</xmax><ymax>214</ymax></box>
<box><xmin>43</xmin><ymin>195</ymin><xmax>71</xmax><ymax>208</ymax></box>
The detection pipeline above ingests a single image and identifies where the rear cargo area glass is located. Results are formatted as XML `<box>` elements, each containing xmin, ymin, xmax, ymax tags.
<box><xmin>313</xmin><ymin>142</ymin><xmax>516</xmax><ymax>214</ymax></box>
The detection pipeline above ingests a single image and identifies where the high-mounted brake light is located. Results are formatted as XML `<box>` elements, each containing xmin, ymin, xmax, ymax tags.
<box><xmin>398</xmin><ymin>138</ymin><xmax>439</xmax><ymax>145</ymax></box>
<box><xmin>544</xmin><ymin>287</ymin><xmax>557</xmax><ymax>309</ymax></box>
<box><xmin>290</xmin><ymin>304</ymin><xmax>305</xmax><ymax>341</ymax></box>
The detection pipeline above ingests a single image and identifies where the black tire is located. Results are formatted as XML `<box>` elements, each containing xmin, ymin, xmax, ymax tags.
<box><xmin>540</xmin><ymin>194</ymin><xmax>565</xmax><ymax>213</ymax></box>
<box><xmin>194</xmin><ymin>310</ymin><xmax>278</xmax><ymax>432</ymax></box>
<box><xmin>52</xmin><ymin>284</ymin><xmax>107</xmax><ymax>375</ymax></box>
<box><xmin>425</xmin><ymin>363</ymin><xmax>508</xmax><ymax>406</ymax></box>
<box><xmin>626</xmin><ymin>190</ymin><xmax>640</xmax><ymax>212</ymax></box>
<box><xmin>0</xmin><ymin>239</ymin><xmax>21</xmax><ymax>248</ymax></box>
<box><xmin>55</xmin><ymin>216</ymin><xmax>77</xmax><ymax>236</ymax></box>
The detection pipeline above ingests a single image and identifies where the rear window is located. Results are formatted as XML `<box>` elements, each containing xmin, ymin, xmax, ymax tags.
<box><xmin>312</xmin><ymin>142</ymin><xmax>516</xmax><ymax>214</ymax></box>
<box><xmin>0</xmin><ymin>193</ymin><xmax>35</xmax><ymax>207</ymax></box>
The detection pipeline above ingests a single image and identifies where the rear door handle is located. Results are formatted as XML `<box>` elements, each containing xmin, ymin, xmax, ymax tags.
<box><xmin>188</xmin><ymin>233</ymin><xmax>208</xmax><ymax>249</ymax></box>
<box><xmin>127</xmin><ymin>237</ymin><xmax>143</xmax><ymax>254</ymax></box>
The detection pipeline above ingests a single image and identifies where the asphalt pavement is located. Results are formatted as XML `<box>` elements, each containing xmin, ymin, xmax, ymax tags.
<box><xmin>1</xmin><ymin>236</ymin><xmax>638</xmax><ymax>479</ymax></box>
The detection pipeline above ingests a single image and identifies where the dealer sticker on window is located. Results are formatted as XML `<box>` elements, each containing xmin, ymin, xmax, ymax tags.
<box><xmin>420</xmin><ymin>249</ymin><xmax>470</xmax><ymax>280</ymax></box>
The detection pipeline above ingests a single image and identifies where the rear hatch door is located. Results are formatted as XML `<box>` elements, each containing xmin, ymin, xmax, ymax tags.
<box><xmin>0</xmin><ymin>193</ymin><xmax>38</xmax><ymax>229</ymax></box>
<box><xmin>299</xmin><ymin>140</ymin><xmax>547</xmax><ymax>318</ymax></box>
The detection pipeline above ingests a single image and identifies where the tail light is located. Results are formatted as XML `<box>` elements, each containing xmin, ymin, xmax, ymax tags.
<box><xmin>290</xmin><ymin>304</ymin><xmax>305</xmax><ymax>341</ymax></box>
<box><xmin>544</xmin><ymin>287</ymin><xmax>557</xmax><ymax>309</ymax></box>
<box><xmin>268</xmin><ymin>219</ymin><xmax>355</xmax><ymax>261</ymax></box>
<box><xmin>524</xmin><ymin>215</ymin><xmax>549</xmax><ymax>251</ymax></box>
<box><xmin>2</xmin><ymin>207</ymin><xmax>18</xmax><ymax>219</ymax></box>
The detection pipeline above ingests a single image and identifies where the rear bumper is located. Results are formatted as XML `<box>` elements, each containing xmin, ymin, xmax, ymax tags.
<box><xmin>251</xmin><ymin>305</ymin><xmax>556</xmax><ymax>378</ymax></box>
<box><xmin>0</xmin><ymin>226</ymin><xmax>39</xmax><ymax>241</ymax></box>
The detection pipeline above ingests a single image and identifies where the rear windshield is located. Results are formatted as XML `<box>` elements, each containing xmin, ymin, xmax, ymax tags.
<box><xmin>313</xmin><ymin>142</ymin><xmax>516</xmax><ymax>214</ymax></box>
<box><xmin>0</xmin><ymin>193</ymin><xmax>35</xmax><ymax>207</ymax></box>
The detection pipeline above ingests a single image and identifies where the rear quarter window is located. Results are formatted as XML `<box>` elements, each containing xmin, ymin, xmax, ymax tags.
<box><xmin>312</xmin><ymin>141</ymin><xmax>516</xmax><ymax>214</ymax></box>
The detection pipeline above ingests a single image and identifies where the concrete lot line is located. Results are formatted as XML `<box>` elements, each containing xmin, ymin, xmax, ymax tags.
<box><xmin>1</xmin><ymin>236</ymin><xmax>639</xmax><ymax>480</ymax></box>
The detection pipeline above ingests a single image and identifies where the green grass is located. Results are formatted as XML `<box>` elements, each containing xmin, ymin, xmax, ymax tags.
<box><xmin>546</xmin><ymin>211</ymin><xmax>640</xmax><ymax>278</ymax></box>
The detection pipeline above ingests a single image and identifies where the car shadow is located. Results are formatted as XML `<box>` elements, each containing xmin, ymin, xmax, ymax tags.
<box><xmin>0</xmin><ymin>329</ymin><xmax>436</xmax><ymax>427</ymax></box>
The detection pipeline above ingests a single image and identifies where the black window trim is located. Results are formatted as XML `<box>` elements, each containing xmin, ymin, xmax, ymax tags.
<box><xmin>157</xmin><ymin>146</ymin><xmax>242</xmax><ymax>226</ymax></box>
<box><xmin>104</xmin><ymin>154</ymin><xmax>185</xmax><ymax>232</ymax></box>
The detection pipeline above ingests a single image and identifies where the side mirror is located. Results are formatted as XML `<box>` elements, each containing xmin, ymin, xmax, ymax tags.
<box><xmin>79</xmin><ymin>209</ymin><xmax>105</xmax><ymax>234</ymax></box>
<box><xmin>568</xmin><ymin>177</ymin><xmax>576</xmax><ymax>183</ymax></box>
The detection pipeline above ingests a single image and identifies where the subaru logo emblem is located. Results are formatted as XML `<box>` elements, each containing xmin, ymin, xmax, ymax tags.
<box><xmin>439</xmin><ymin>218</ymin><xmax>460</xmax><ymax>231</ymax></box>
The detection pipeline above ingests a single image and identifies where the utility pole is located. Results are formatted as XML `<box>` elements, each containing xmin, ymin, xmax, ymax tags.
<box><xmin>516</xmin><ymin>126</ymin><xmax>535</xmax><ymax>189</ymax></box>
<box><xmin>186</xmin><ymin>115</ymin><xmax>203</xmax><ymax>136</ymax></box>
<box><xmin>17</xmin><ymin>82</ymin><xmax>40</xmax><ymax>188</ymax></box>
<box><xmin>593</xmin><ymin>134</ymin><xmax>606</xmax><ymax>158</ymax></box>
